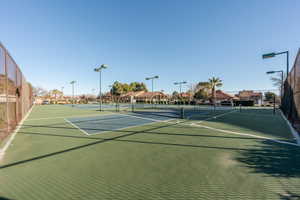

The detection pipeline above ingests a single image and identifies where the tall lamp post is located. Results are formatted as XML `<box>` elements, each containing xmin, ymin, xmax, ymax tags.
<box><xmin>145</xmin><ymin>75</ymin><xmax>159</xmax><ymax>104</ymax></box>
<box><xmin>174</xmin><ymin>81</ymin><xmax>187</xmax><ymax>95</ymax></box>
<box><xmin>108</xmin><ymin>85</ymin><xmax>113</xmax><ymax>103</ymax></box>
<box><xmin>94</xmin><ymin>64</ymin><xmax>108</xmax><ymax>111</ymax></box>
<box><xmin>61</xmin><ymin>86</ymin><xmax>64</xmax><ymax>99</ymax></box>
<box><xmin>174</xmin><ymin>81</ymin><xmax>187</xmax><ymax>104</ymax></box>
<box><xmin>70</xmin><ymin>81</ymin><xmax>76</xmax><ymax>107</ymax></box>
<box><xmin>266</xmin><ymin>70</ymin><xmax>284</xmax><ymax>104</ymax></box>
<box><xmin>262</xmin><ymin>51</ymin><xmax>289</xmax><ymax>79</ymax></box>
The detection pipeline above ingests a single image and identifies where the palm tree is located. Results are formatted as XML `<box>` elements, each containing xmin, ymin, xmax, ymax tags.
<box><xmin>51</xmin><ymin>89</ymin><xmax>61</xmax><ymax>99</ymax></box>
<box><xmin>208</xmin><ymin>77</ymin><xmax>223</xmax><ymax>104</ymax></box>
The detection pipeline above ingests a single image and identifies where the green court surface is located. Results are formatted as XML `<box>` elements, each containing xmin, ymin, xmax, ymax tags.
<box><xmin>1</xmin><ymin>105</ymin><xmax>300</xmax><ymax>200</ymax></box>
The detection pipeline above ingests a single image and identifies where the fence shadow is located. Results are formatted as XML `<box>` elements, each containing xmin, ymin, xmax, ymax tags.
<box><xmin>278</xmin><ymin>191</ymin><xmax>300</xmax><ymax>200</ymax></box>
<box><xmin>236</xmin><ymin>140</ymin><xmax>300</xmax><ymax>199</ymax></box>
<box><xmin>236</xmin><ymin>140</ymin><xmax>300</xmax><ymax>178</ymax></box>
<box><xmin>1</xmin><ymin>120</ymin><xmax>254</xmax><ymax>170</ymax></box>
<box><xmin>0</xmin><ymin>197</ymin><xmax>12</xmax><ymax>200</ymax></box>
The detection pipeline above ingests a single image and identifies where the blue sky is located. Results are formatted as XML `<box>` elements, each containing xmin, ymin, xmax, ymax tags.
<box><xmin>0</xmin><ymin>0</ymin><xmax>300</xmax><ymax>95</ymax></box>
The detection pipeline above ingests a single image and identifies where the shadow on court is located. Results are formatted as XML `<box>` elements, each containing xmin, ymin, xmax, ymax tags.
<box><xmin>235</xmin><ymin>140</ymin><xmax>300</xmax><ymax>199</ymax></box>
<box><xmin>0</xmin><ymin>197</ymin><xmax>12</xmax><ymax>200</ymax></box>
<box><xmin>191</xmin><ymin>109</ymin><xmax>294</xmax><ymax>142</ymax></box>
<box><xmin>0</xmin><ymin>120</ymin><xmax>256</xmax><ymax>170</ymax></box>
<box><xmin>278</xmin><ymin>191</ymin><xmax>300</xmax><ymax>200</ymax></box>
<box><xmin>236</xmin><ymin>140</ymin><xmax>300</xmax><ymax>178</ymax></box>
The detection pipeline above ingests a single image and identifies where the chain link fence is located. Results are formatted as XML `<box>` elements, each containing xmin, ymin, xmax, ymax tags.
<box><xmin>282</xmin><ymin>48</ymin><xmax>300</xmax><ymax>127</ymax></box>
<box><xmin>0</xmin><ymin>42</ymin><xmax>33</xmax><ymax>142</ymax></box>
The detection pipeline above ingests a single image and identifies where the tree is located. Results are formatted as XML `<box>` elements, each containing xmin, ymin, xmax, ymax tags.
<box><xmin>111</xmin><ymin>81</ymin><xmax>124</xmax><ymax>96</ymax></box>
<box><xmin>186</xmin><ymin>83</ymin><xmax>198</xmax><ymax>102</ymax></box>
<box><xmin>111</xmin><ymin>81</ymin><xmax>148</xmax><ymax>96</ymax></box>
<box><xmin>130</xmin><ymin>82</ymin><xmax>148</xmax><ymax>92</ymax></box>
<box><xmin>50</xmin><ymin>89</ymin><xmax>62</xmax><ymax>99</ymax></box>
<box><xmin>196</xmin><ymin>82</ymin><xmax>210</xmax><ymax>90</ymax></box>
<box><xmin>172</xmin><ymin>91</ymin><xmax>179</xmax><ymax>97</ymax></box>
<box><xmin>122</xmin><ymin>83</ymin><xmax>130</xmax><ymax>93</ymax></box>
<box><xmin>270</xmin><ymin>73</ymin><xmax>286</xmax><ymax>95</ymax></box>
<box><xmin>194</xmin><ymin>89</ymin><xmax>209</xmax><ymax>100</ymax></box>
<box><xmin>79</xmin><ymin>95</ymin><xmax>88</xmax><ymax>104</ymax></box>
<box><xmin>208</xmin><ymin>77</ymin><xmax>223</xmax><ymax>104</ymax></box>
<box><xmin>32</xmin><ymin>86</ymin><xmax>48</xmax><ymax>97</ymax></box>
<box><xmin>265</xmin><ymin>92</ymin><xmax>276</xmax><ymax>101</ymax></box>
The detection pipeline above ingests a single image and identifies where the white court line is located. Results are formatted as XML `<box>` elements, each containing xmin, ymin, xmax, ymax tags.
<box><xmin>26</xmin><ymin>113</ymin><xmax>114</xmax><ymax>121</ymax></box>
<box><xmin>0</xmin><ymin>105</ymin><xmax>35</xmax><ymax>161</ymax></box>
<box><xmin>64</xmin><ymin>118</ymin><xmax>90</xmax><ymax>136</ymax></box>
<box><xmin>64</xmin><ymin>113</ymin><xmax>176</xmax><ymax>136</ymax></box>
<box><xmin>279</xmin><ymin>110</ymin><xmax>300</xmax><ymax>145</ymax></box>
<box><xmin>86</xmin><ymin>113</ymin><xmax>177</xmax><ymax>135</ymax></box>
<box><xmin>117</xmin><ymin>113</ymin><xmax>169</xmax><ymax>122</ymax></box>
<box><xmin>190</xmin><ymin>123</ymin><xmax>299</xmax><ymax>147</ymax></box>
<box><xmin>88</xmin><ymin>118</ymin><xmax>176</xmax><ymax>136</ymax></box>
<box><xmin>188</xmin><ymin>110</ymin><xmax>237</xmax><ymax>123</ymax></box>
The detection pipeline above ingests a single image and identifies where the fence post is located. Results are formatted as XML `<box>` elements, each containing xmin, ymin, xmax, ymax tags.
<box><xmin>273</xmin><ymin>95</ymin><xmax>276</xmax><ymax>115</ymax></box>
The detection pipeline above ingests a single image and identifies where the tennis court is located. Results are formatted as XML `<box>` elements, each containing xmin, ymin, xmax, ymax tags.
<box><xmin>0</xmin><ymin>104</ymin><xmax>300</xmax><ymax>200</ymax></box>
<box><xmin>65</xmin><ymin>112</ymin><xmax>176</xmax><ymax>135</ymax></box>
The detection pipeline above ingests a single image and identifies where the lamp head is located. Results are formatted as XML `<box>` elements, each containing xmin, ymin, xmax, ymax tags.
<box><xmin>262</xmin><ymin>52</ymin><xmax>276</xmax><ymax>59</ymax></box>
<box><xmin>101</xmin><ymin>64</ymin><xmax>108</xmax><ymax>69</ymax></box>
<box><xmin>266</xmin><ymin>71</ymin><xmax>275</xmax><ymax>74</ymax></box>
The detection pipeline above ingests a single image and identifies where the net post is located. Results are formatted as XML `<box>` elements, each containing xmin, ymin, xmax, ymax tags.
<box><xmin>180</xmin><ymin>107</ymin><xmax>185</xmax><ymax>119</ymax></box>
<box><xmin>116</xmin><ymin>103</ymin><xmax>119</xmax><ymax>112</ymax></box>
<box><xmin>273</xmin><ymin>95</ymin><xmax>276</xmax><ymax>115</ymax></box>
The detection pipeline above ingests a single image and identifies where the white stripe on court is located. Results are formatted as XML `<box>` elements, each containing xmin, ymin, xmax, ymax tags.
<box><xmin>190</xmin><ymin>123</ymin><xmax>300</xmax><ymax>147</ymax></box>
<box><xmin>88</xmin><ymin>118</ymin><xmax>175</xmax><ymax>135</ymax></box>
<box><xmin>0</xmin><ymin>105</ymin><xmax>35</xmax><ymax>161</ymax></box>
<box><xmin>188</xmin><ymin>110</ymin><xmax>237</xmax><ymax>123</ymax></box>
<box><xmin>117</xmin><ymin>113</ymin><xmax>168</xmax><ymax>122</ymax></box>
<box><xmin>26</xmin><ymin>113</ymin><xmax>114</xmax><ymax>122</ymax></box>
<box><xmin>64</xmin><ymin>118</ymin><xmax>90</xmax><ymax>136</ymax></box>
<box><xmin>63</xmin><ymin>112</ymin><xmax>177</xmax><ymax>136</ymax></box>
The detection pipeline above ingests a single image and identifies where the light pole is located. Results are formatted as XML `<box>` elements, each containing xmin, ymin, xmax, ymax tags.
<box><xmin>70</xmin><ymin>81</ymin><xmax>76</xmax><ymax>107</ymax></box>
<box><xmin>94</xmin><ymin>64</ymin><xmax>108</xmax><ymax>111</ymax></box>
<box><xmin>61</xmin><ymin>86</ymin><xmax>64</xmax><ymax>99</ymax></box>
<box><xmin>174</xmin><ymin>81</ymin><xmax>187</xmax><ymax>104</ymax></box>
<box><xmin>108</xmin><ymin>85</ymin><xmax>113</xmax><ymax>103</ymax></box>
<box><xmin>262</xmin><ymin>51</ymin><xmax>289</xmax><ymax>79</ymax></box>
<box><xmin>266</xmin><ymin>70</ymin><xmax>284</xmax><ymax>104</ymax></box>
<box><xmin>145</xmin><ymin>75</ymin><xmax>159</xmax><ymax>104</ymax></box>
<box><xmin>174</xmin><ymin>81</ymin><xmax>187</xmax><ymax>95</ymax></box>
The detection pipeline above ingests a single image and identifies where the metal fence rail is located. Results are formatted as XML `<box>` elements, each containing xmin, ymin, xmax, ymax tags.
<box><xmin>282</xmin><ymin>48</ymin><xmax>300</xmax><ymax>125</ymax></box>
<box><xmin>0</xmin><ymin>42</ymin><xmax>33</xmax><ymax>142</ymax></box>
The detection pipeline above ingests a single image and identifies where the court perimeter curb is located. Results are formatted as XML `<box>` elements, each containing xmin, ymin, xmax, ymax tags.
<box><xmin>280</xmin><ymin>110</ymin><xmax>300</xmax><ymax>145</ymax></box>
<box><xmin>0</xmin><ymin>105</ymin><xmax>34</xmax><ymax>161</ymax></box>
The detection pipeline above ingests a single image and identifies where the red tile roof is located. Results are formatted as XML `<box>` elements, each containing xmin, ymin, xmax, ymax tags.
<box><xmin>215</xmin><ymin>90</ymin><xmax>235</xmax><ymax>100</ymax></box>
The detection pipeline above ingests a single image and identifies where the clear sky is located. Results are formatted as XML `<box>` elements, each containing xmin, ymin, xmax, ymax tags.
<box><xmin>0</xmin><ymin>0</ymin><xmax>300</xmax><ymax>95</ymax></box>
